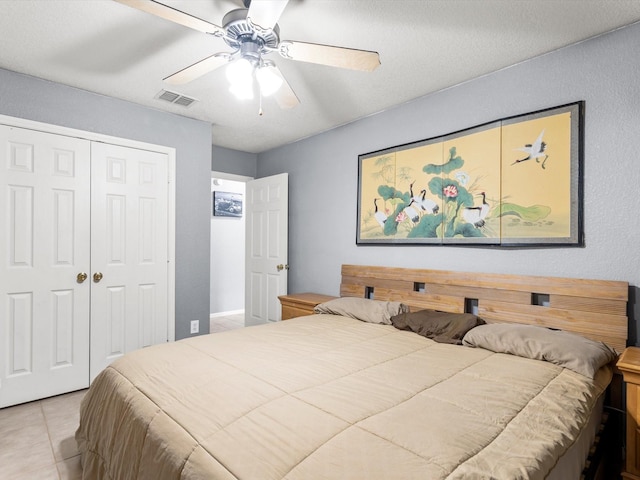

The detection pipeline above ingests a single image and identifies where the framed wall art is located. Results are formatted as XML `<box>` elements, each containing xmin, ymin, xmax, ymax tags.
<box><xmin>213</xmin><ymin>190</ymin><xmax>243</xmax><ymax>217</ymax></box>
<box><xmin>356</xmin><ymin>102</ymin><xmax>584</xmax><ymax>246</ymax></box>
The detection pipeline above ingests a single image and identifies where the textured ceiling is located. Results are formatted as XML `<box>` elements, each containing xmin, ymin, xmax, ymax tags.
<box><xmin>1</xmin><ymin>1</ymin><xmax>640</xmax><ymax>153</ymax></box>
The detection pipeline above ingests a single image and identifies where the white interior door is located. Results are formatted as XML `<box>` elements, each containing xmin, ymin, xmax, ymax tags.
<box><xmin>245</xmin><ymin>173</ymin><xmax>288</xmax><ymax>326</ymax></box>
<box><xmin>0</xmin><ymin>126</ymin><xmax>91</xmax><ymax>408</ymax></box>
<box><xmin>90</xmin><ymin>142</ymin><xmax>169</xmax><ymax>380</ymax></box>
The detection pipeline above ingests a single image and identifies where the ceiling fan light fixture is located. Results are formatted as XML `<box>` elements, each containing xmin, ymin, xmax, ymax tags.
<box><xmin>226</xmin><ymin>57</ymin><xmax>253</xmax><ymax>84</ymax></box>
<box><xmin>226</xmin><ymin>57</ymin><xmax>255</xmax><ymax>100</ymax></box>
<box><xmin>229</xmin><ymin>81</ymin><xmax>254</xmax><ymax>100</ymax></box>
<box><xmin>256</xmin><ymin>65</ymin><xmax>283</xmax><ymax>97</ymax></box>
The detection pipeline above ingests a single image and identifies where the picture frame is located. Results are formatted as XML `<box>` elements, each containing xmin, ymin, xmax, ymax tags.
<box><xmin>212</xmin><ymin>191</ymin><xmax>243</xmax><ymax>218</ymax></box>
<box><xmin>356</xmin><ymin>102</ymin><xmax>584</xmax><ymax>246</ymax></box>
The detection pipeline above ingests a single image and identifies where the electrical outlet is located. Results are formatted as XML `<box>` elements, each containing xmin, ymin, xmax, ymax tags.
<box><xmin>190</xmin><ymin>320</ymin><xmax>199</xmax><ymax>334</ymax></box>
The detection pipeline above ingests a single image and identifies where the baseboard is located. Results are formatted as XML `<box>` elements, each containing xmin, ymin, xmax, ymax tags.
<box><xmin>210</xmin><ymin>309</ymin><xmax>244</xmax><ymax>320</ymax></box>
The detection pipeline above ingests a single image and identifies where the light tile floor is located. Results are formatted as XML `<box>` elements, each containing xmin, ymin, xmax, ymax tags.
<box><xmin>0</xmin><ymin>389</ymin><xmax>86</xmax><ymax>480</ymax></box>
<box><xmin>1</xmin><ymin>315</ymin><xmax>244</xmax><ymax>480</ymax></box>
<box><xmin>210</xmin><ymin>312</ymin><xmax>245</xmax><ymax>333</ymax></box>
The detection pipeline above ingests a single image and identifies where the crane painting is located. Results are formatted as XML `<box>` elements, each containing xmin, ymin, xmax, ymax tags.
<box><xmin>357</xmin><ymin>102</ymin><xmax>583</xmax><ymax>246</ymax></box>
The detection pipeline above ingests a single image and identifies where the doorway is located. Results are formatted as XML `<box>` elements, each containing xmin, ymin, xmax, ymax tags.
<box><xmin>210</xmin><ymin>172</ymin><xmax>251</xmax><ymax>330</ymax></box>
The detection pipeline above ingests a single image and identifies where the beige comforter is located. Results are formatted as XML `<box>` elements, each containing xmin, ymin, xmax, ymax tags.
<box><xmin>76</xmin><ymin>315</ymin><xmax>610</xmax><ymax>480</ymax></box>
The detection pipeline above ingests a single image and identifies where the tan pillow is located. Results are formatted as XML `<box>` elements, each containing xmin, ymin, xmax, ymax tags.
<box><xmin>462</xmin><ymin>323</ymin><xmax>617</xmax><ymax>378</ymax></box>
<box><xmin>313</xmin><ymin>297</ymin><xmax>409</xmax><ymax>325</ymax></box>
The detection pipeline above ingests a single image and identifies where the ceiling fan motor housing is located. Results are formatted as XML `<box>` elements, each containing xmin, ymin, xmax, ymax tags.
<box><xmin>223</xmin><ymin>8</ymin><xmax>280</xmax><ymax>63</ymax></box>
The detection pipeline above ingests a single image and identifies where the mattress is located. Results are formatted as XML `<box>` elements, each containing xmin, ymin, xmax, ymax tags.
<box><xmin>76</xmin><ymin>314</ymin><xmax>611</xmax><ymax>479</ymax></box>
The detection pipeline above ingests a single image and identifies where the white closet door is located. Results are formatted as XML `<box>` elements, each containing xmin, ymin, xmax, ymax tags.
<box><xmin>0</xmin><ymin>125</ymin><xmax>91</xmax><ymax>408</ymax></box>
<box><xmin>90</xmin><ymin>142</ymin><xmax>169</xmax><ymax>380</ymax></box>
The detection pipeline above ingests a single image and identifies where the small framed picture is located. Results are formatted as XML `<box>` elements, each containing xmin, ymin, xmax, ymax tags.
<box><xmin>213</xmin><ymin>191</ymin><xmax>243</xmax><ymax>218</ymax></box>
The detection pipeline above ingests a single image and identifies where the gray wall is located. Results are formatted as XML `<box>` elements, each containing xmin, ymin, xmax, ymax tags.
<box><xmin>0</xmin><ymin>68</ymin><xmax>212</xmax><ymax>339</ymax></box>
<box><xmin>257</xmin><ymin>22</ymin><xmax>640</xmax><ymax>344</ymax></box>
<box><xmin>212</xmin><ymin>145</ymin><xmax>257</xmax><ymax>178</ymax></box>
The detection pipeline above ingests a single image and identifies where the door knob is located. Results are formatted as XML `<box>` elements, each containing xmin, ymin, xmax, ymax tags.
<box><xmin>276</xmin><ymin>264</ymin><xmax>290</xmax><ymax>272</ymax></box>
<box><xmin>77</xmin><ymin>272</ymin><xmax>88</xmax><ymax>283</ymax></box>
<box><xmin>93</xmin><ymin>272</ymin><xmax>103</xmax><ymax>283</ymax></box>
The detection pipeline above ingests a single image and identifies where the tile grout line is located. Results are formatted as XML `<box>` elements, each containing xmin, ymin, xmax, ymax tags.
<box><xmin>39</xmin><ymin>400</ymin><xmax>62</xmax><ymax>480</ymax></box>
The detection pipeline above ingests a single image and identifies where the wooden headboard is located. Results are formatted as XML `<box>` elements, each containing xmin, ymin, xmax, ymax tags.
<box><xmin>340</xmin><ymin>264</ymin><xmax>628</xmax><ymax>352</ymax></box>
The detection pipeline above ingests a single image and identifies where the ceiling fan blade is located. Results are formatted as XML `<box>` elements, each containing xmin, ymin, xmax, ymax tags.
<box><xmin>279</xmin><ymin>41</ymin><xmax>380</xmax><ymax>72</ymax></box>
<box><xmin>247</xmin><ymin>0</ymin><xmax>289</xmax><ymax>33</ymax></box>
<box><xmin>163</xmin><ymin>53</ymin><xmax>230</xmax><ymax>85</ymax></box>
<box><xmin>114</xmin><ymin>0</ymin><xmax>225</xmax><ymax>36</ymax></box>
<box><xmin>271</xmin><ymin>66</ymin><xmax>299</xmax><ymax>109</ymax></box>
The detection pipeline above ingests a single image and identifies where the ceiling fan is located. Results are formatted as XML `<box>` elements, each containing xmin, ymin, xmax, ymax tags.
<box><xmin>114</xmin><ymin>0</ymin><xmax>381</xmax><ymax>111</ymax></box>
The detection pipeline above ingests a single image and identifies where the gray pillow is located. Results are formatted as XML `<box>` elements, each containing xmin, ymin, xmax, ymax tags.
<box><xmin>313</xmin><ymin>297</ymin><xmax>409</xmax><ymax>325</ymax></box>
<box><xmin>462</xmin><ymin>323</ymin><xmax>617</xmax><ymax>378</ymax></box>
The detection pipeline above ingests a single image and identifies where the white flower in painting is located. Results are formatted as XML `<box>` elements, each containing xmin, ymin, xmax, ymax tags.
<box><xmin>455</xmin><ymin>172</ymin><xmax>470</xmax><ymax>186</ymax></box>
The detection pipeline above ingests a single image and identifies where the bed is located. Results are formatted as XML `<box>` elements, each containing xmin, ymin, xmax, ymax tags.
<box><xmin>76</xmin><ymin>265</ymin><xmax>628</xmax><ymax>480</ymax></box>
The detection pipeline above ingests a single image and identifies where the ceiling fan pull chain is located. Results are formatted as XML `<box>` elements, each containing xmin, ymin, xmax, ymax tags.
<box><xmin>258</xmin><ymin>89</ymin><xmax>264</xmax><ymax>116</ymax></box>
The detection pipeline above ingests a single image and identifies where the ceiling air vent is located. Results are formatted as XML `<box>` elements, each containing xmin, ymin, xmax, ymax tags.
<box><xmin>156</xmin><ymin>89</ymin><xmax>197</xmax><ymax>108</ymax></box>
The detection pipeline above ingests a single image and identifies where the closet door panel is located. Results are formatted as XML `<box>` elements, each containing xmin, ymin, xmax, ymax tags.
<box><xmin>0</xmin><ymin>125</ymin><xmax>91</xmax><ymax>408</ymax></box>
<box><xmin>90</xmin><ymin>142</ymin><xmax>169</xmax><ymax>380</ymax></box>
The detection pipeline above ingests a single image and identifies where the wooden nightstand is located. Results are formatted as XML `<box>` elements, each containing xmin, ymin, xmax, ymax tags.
<box><xmin>618</xmin><ymin>347</ymin><xmax>640</xmax><ymax>479</ymax></box>
<box><xmin>278</xmin><ymin>293</ymin><xmax>337</xmax><ymax>320</ymax></box>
